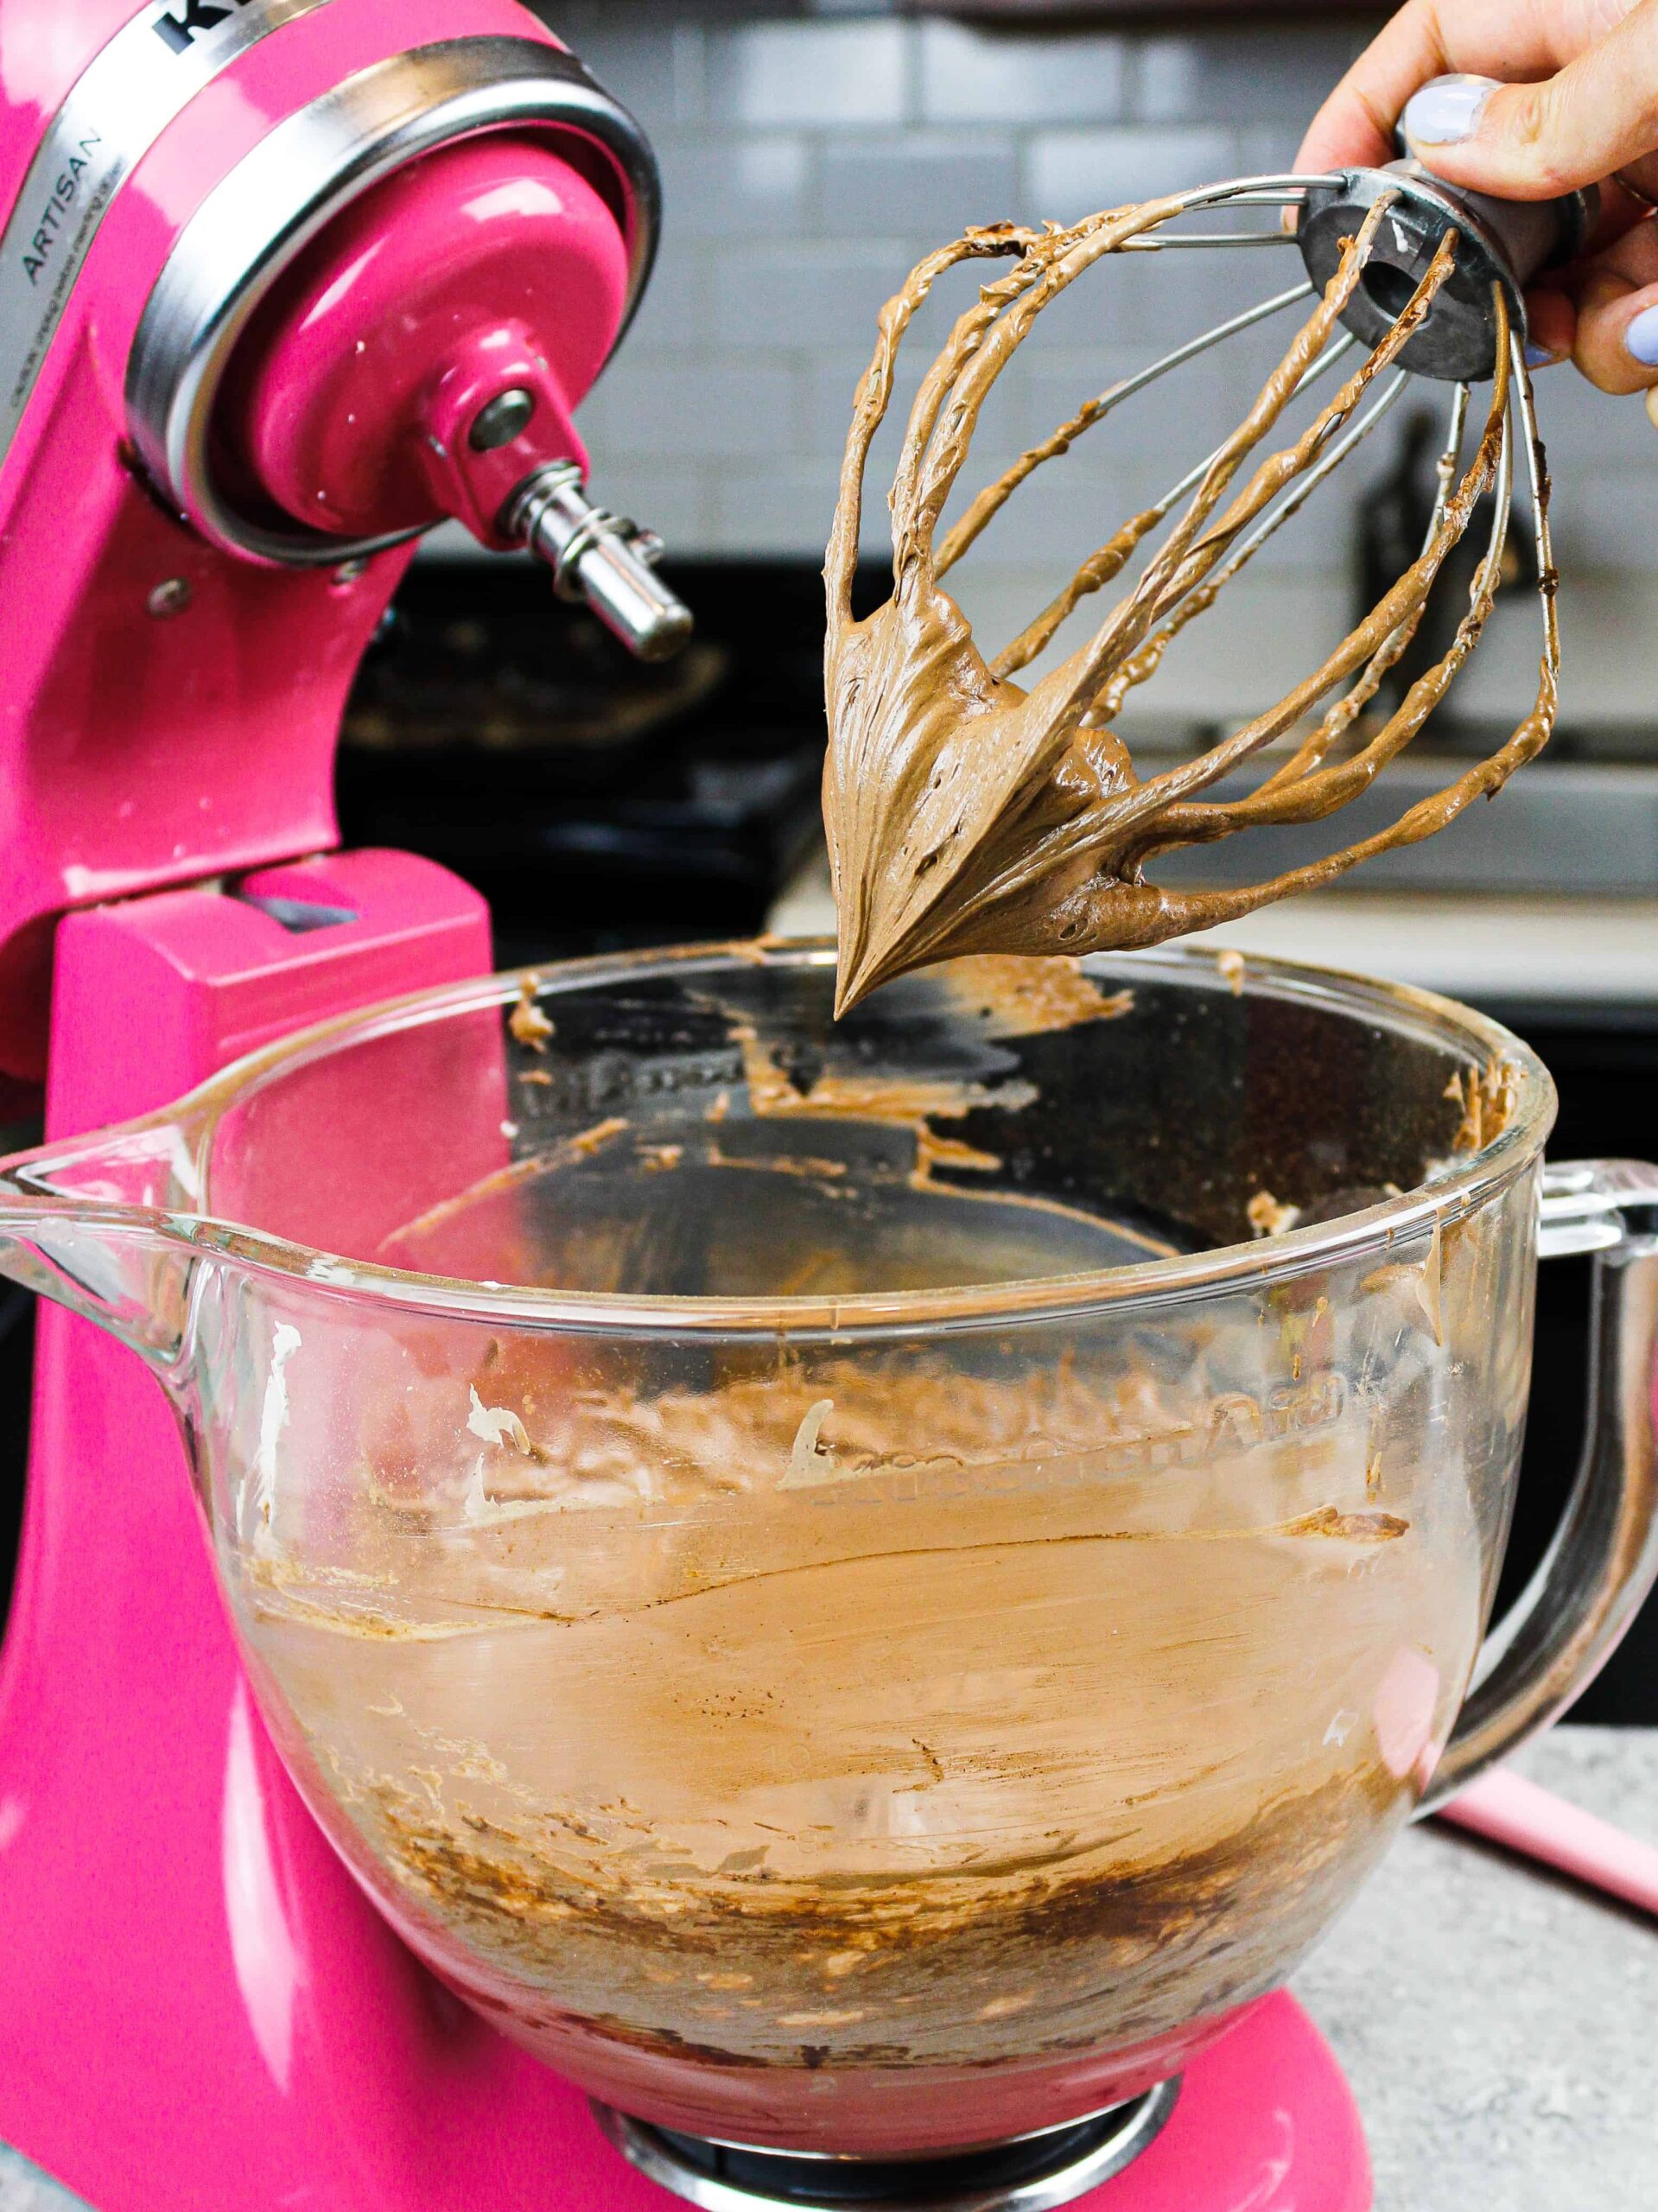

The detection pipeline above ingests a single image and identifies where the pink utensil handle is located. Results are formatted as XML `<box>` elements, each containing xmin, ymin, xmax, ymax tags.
<box><xmin>1439</xmin><ymin>1766</ymin><xmax>1658</xmax><ymax>1919</ymax></box>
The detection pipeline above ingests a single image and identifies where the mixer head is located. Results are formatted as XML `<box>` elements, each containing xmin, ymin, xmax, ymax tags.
<box><xmin>0</xmin><ymin>2</ymin><xmax>696</xmax><ymax>1081</ymax></box>
<box><xmin>122</xmin><ymin>50</ymin><xmax>690</xmax><ymax>663</ymax></box>
<box><xmin>823</xmin><ymin>162</ymin><xmax>1578</xmax><ymax>1014</ymax></box>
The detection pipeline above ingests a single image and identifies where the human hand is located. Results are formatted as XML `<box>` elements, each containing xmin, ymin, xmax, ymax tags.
<box><xmin>1295</xmin><ymin>0</ymin><xmax>1658</xmax><ymax>422</ymax></box>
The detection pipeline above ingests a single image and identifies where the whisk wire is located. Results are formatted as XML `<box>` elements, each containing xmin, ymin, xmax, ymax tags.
<box><xmin>1051</xmin><ymin>215</ymin><xmax>1452</xmax><ymax>767</ymax></box>
<box><xmin>988</xmin><ymin>334</ymin><xmax>1367</xmax><ymax>684</ymax></box>
<box><xmin>1074</xmin><ymin>337</ymin><xmax>1389</xmax><ymax>720</ymax></box>
<box><xmin>936</xmin><ymin>278</ymin><xmax>1317</xmax><ymax>580</ymax></box>
<box><xmin>1140</xmin><ymin>297</ymin><xmax>1522</xmax><ymax>868</ymax></box>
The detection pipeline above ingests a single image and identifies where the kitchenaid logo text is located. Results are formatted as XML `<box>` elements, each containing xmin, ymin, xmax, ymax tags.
<box><xmin>2</xmin><ymin>0</ymin><xmax>315</xmax><ymax>463</ymax></box>
<box><xmin>787</xmin><ymin>1370</ymin><xmax>1348</xmax><ymax>1509</ymax></box>
<box><xmin>151</xmin><ymin>0</ymin><xmax>263</xmax><ymax>55</ymax></box>
<box><xmin>17</xmin><ymin>137</ymin><xmax>102</xmax><ymax>287</ymax></box>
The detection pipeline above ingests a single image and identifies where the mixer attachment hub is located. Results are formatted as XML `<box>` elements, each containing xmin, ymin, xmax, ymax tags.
<box><xmin>508</xmin><ymin>460</ymin><xmax>694</xmax><ymax>663</ymax></box>
<box><xmin>1298</xmin><ymin>162</ymin><xmax>1596</xmax><ymax>382</ymax></box>
<box><xmin>593</xmin><ymin>2082</ymin><xmax>1180</xmax><ymax>2212</ymax></box>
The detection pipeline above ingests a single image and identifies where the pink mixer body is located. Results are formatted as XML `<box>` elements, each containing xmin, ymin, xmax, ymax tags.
<box><xmin>0</xmin><ymin>0</ymin><xmax>638</xmax><ymax>1083</ymax></box>
<box><xmin>0</xmin><ymin>3</ymin><xmax>657</xmax><ymax>2201</ymax></box>
<box><xmin>0</xmin><ymin>5</ymin><xmax>1371</xmax><ymax>2208</ymax></box>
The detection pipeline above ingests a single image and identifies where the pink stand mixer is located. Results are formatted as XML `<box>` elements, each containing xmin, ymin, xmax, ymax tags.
<box><xmin>3</xmin><ymin>4</ymin><xmax>1566</xmax><ymax>2207</ymax></box>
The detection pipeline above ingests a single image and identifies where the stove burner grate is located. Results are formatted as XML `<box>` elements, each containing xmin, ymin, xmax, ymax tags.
<box><xmin>592</xmin><ymin>2080</ymin><xmax>1180</xmax><ymax>2212</ymax></box>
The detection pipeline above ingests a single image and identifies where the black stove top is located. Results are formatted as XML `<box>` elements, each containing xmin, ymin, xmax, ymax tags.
<box><xmin>337</xmin><ymin>556</ymin><xmax>834</xmax><ymax>967</ymax></box>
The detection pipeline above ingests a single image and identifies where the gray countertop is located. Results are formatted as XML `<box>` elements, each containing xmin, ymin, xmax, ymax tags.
<box><xmin>1294</xmin><ymin>1727</ymin><xmax>1658</xmax><ymax>2212</ymax></box>
<box><xmin>3</xmin><ymin>1729</ymin><xmax>1655</xmax><ymax>2210</ymax></box>
<box><xmin>767</xmin><ymin>861</ymin><xmax>1658</xmax><ymax>1011</ymax></box>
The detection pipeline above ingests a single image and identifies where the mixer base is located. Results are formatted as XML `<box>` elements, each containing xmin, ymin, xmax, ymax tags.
<box><xmin>589</xmin><ymin>1993</ymin><xmax>1370</xmax><ymax>2212</ymax></box>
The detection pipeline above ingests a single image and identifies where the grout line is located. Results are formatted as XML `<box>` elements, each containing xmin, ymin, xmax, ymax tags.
<box><xmin>672</xmin><ymin>22</ymin><xmax>707</xmax><ymax>128</ymax></box>
<box><xmin>896</xmin><ymin>12</ymin><xmax>919</xmax><ymax>127</ymax></box>
<box><xmin>1120</xmin><ymin>32</ymin><xmax>1142</xmax><ymax>125</ymax></box>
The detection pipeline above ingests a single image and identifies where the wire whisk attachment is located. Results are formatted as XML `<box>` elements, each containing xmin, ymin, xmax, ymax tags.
<box><xmin>824</xmin><ymin>165</ymin><xmax>1572</xmax><ymax>1014</ymax></box>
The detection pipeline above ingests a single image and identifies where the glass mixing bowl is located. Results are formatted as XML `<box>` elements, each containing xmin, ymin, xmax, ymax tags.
<box><xmin>2</xmin><ymin>941</ymin><xmax>1655</xmax><ymax>2157</ymax></box>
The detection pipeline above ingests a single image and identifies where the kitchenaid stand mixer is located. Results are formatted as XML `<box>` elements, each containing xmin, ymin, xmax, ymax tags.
<box><xmin>0</xmin><ymin>13</ymin><xmax>1647</xmax><ymax>2212</ymax></box>
<box><xmin>0</xmin><ymin>2</ymin><xmax>716</xmax><ymax>2203</ymax></box>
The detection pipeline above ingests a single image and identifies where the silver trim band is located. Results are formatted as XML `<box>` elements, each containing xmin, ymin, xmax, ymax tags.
<box><xmin>0</xmin><ymin>0</ymin><xmax>338</xmax><ymax>468</ymax></box>
<box><xmin>125</xmin><ymin>35</ymin><xmax>660</xmax><ymax>564</ymax></box>
<box><xmin>591</xmin><ymin>2084</ymin><xmax>1182</xmax><ymax>2212</ymax></box>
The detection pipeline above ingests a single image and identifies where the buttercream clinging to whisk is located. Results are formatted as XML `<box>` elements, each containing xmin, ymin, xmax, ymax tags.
<box><xmin>823</xmin><ymin>189</ymin><xmax>1558</xmax><ymax>1014</ymax></box>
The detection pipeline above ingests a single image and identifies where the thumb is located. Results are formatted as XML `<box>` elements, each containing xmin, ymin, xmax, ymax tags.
<box><xmin>1402</xmin><ymin>10</ymin><xmax>1658</xmax><ymax>201</ymax></box>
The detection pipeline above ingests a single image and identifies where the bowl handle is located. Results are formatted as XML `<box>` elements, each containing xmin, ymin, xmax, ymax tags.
<box><xmin>1420</xmin><ymin>1159</ymin><xmax>1658</xmax><ymax>1814</ymax></box>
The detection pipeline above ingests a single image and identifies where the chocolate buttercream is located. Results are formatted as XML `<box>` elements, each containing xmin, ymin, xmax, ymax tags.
<box><xmin>825</xmin><ymin>197</ymin><xmax>1557</xmax><ymax>1012</ymax></box>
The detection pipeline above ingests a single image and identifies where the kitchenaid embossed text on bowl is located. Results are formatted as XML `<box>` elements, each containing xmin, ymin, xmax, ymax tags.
<box><xmin>1</xmin><ymin>940</ymin><xmax>1654</xmax><ymax>2160</ymax></box>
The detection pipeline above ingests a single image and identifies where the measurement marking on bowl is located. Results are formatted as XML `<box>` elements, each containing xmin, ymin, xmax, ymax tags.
<box><xmin>1363</xmin><ymin>1217</ymin><xmax>1445</xmax><ymax>1345</ymax></box>
<box><xmin>783</xmin><ymin>1370</ymin><xmax>1350</xmax><ymax>1509</ymax></box>
<box><xmin>243</xmin><ymin>1322</ymin><xmax>300</xmax><ymax>1538</ymax></box>
<box><xmin>638</xmin><ymin>1500</ymin><xmax>1408</xmax><ymax>1626</ymax></box>
<box><xmin>467</xmin><ymin>1388</ymin><xmax>535</xmax><ymax>1457</ymax></box>
<box><xmin>784</xmin><ymin>1398</ymin><xmax>836</xmax><ymax>1487</ymax></box>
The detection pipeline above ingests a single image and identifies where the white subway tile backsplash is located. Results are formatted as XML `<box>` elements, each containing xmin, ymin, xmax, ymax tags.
<box><xmin>792</xmin><ymin>365</ymin><xmax>1032</xmax><ymax>563</ymax></box>
<box><xmin>708</xmin><ymin>456</ymin><xmax>841</xmax><ymax>555</ymax></box>
<box><xmin>1034</xmin><ymin>243</ymin><xmax>1261</xmax><ymax>357</ymax></box>
<box><xmin>1224</xmin><ymin>474</ymin><xmax>1353</xmax><ymax>577</ymax></box>
<box><xmin>1013</xmin><ymin>346</ymin><xmax>1235</xmax><ymax>484</ymax></box>
<box><xmin>671</xmin><ymin>21</ymin><xmax>708</xmax><ymax>129</ymax></box>
<box><xmin>950</xmin><ymin>572</ymin><xmax>1356</xmax><ymax>717</ymax></box>
<box><xmin>1458</xmin><ymin>572</ymin><xmax>1658</xmax><ymax>720</ymax></box>
<box><xmin>579</xmin><ymin>355</ymin><xmax>796</xmax><ymax>461</ymax></box>
<box><xmin>797</xmin><ymin>347</ymin><xmax>927</xmax><ymax>459</ymax></box>
<box><xmin>710</xmin><ymin>241</ymin><xmax>908</xmax><ymax>349</ymax></box>
<box><xmin>1026</xmin><ymin>128</ymin><xmax>1236</xmax><ymax>222</ymax></box>
<box><xmin>1531</xmin><ymin>378</ymin><xmax>1657</xmax><ymax>474</ymax></box>
<box><xmin>1233</xmin><ymin>125</ymin><xmax>1306</xmax><ymax>181</ymax></box>
<box><xmin>936</xmin><ymin>463</ymin><xmax>1141</xmax><ymax>574</ymax></box>
<box><xmin>1110</xmin><ymin>578</ymin><xmax>1353</xmax><ymax>716</ymax></box>
<box><xmin>918</xmin><ymin>21</ymin><xmax>1123</xmax><ymax>125</ymax></box>
<box><xmin>816</xmin><ymin>133</ymin><xmax>1021</xmax><ymax>238</ymax></box>
<box><xmin>656</xmin><ymin>132</ymin><xmax>809</xmax><ymax>237</ymax></box>
<box><xmin>543</xmin><ymin>5</ymin><xmax>700</xmax><ymax>130</ymax></box>
<box><xmin>1134</xmin><ymin>29</ymin><xmax>1367</xmax><ymax>127</ymax></box>
<box><xmin>1132</xmin><ymin>36</ymin><xmax>1200</xmax><ymax>129</ymax></box>
<box><xmin>588</xmin><ymin>464</ymin><xmax>715</xmax><ymax>554</ymax></box>
<box><xmin>618</xmin><ymin>245</ymin><xmax>709</xmax><ymax>352</ymax></box>
<box><xmin>488</xmin><ymin>5</ymin><xmax>1658</xmax><ymax>727</ymax></box>
<box><xmin>708</xmin><ymin>20</ymin><xmax>908</xmax><ymax>128</ymax></box>
<box><xmin>1549</xmin><ymin>471</ymin><xmax>1652</xmax><ymax>573</ymax></box>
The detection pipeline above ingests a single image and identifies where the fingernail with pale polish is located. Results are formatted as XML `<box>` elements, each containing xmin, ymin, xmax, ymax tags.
<box><xmin>1625</xmin><ymin>304</ymin><xmax>1658</xmax><ymax>366</ymax></box>
<box><xmin>1522</xmin><ymin>343</ymin><xmax>1556</xmax><ymax>370</ymax></box>
<box><xmin>1401</xmin><ymin>76</ymin><xmax>1493</xmax><ymax>149</ymax></box>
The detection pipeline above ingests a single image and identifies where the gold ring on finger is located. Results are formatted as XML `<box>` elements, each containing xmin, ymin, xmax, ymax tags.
<box><xmin>1614</xmin><ymin>165</ymin><xmax>1658</xmax><ymax>213</ymax></box>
